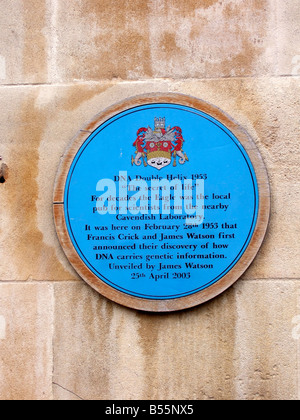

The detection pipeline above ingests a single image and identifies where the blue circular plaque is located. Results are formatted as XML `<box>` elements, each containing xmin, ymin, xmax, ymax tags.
<box><xmin>54</xmin><ymin>94</ymin><xmax>270</xmax><ymax>311</ymax></box>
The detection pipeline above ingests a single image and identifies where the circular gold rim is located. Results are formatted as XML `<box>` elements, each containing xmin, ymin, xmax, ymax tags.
<box><xmin>53</xmin><ymin>93</ymin><xmax>270</xmax><ymax>312</ymax></box>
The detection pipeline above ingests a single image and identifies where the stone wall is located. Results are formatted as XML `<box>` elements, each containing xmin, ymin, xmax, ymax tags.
<box><xmin>0</xmin><ymin>0</ymin><xmax>299</xmax><ymax>400</ymax></box>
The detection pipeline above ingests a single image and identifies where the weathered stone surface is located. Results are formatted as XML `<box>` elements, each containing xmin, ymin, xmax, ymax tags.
<box><xmin>0</xmin><ymin>0</ymin><xmax>298</xmax><ymax>84</ymax></box>
<box><xmin>53</xmin><ymin>0</ymin><xmax>280</xmax><ymax>81</ymax></box>
<box><xmin>275</xmin><ymin>0</ymin><xmax>300</xmax><ymax>76</ymax></box>
<box><xmin>0</xmin><ymin>0</ymin><xmax>52</xmax><ymax>85</ymax></box>
<box><xmin>233</xmin><ymin>280</ymin><xmax>299</xmax><ymax>400</ymax></box>
<box><xmin>0</xmin><ymin>86</ymin><xmax>82</xmax><ymax>281</ymax></box>
<box><xmin>52</xmin><ymin>280</ymin><xmax>299</xmax><ymax>400</ymax></box>
<box><xmin>53</xmin><ymin>282</ymin><xmax>145</xmax><ymax>400</ymax></box>
<box><xmin>0</xmin><ymin>283</ymin><xmax>53</xmax><ymax>400</ymax></box>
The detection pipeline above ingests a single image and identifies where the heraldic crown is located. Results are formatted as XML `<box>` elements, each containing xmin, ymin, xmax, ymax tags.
<box><xmin>132</xmin><ymin>118</ymin><xmax>189</xmax><ymax>170</ymax></box>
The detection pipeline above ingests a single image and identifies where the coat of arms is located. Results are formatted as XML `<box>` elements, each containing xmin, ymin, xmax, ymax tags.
<box><xmin>132</xmin><ymin>118</ymin><xmax>188</xmax><ymax>170</ymax></box>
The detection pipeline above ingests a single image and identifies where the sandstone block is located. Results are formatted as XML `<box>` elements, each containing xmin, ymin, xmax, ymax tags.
<box><xmin>52</xmin><ymin>280</ymin><xmax>300</xmax><ymax>400</ymax></box>
<box><xmin>0</xmin><ymin>0</ymin><xmax>51</xmax><ymax>85</ymax></box>
<box><xmin>0</xmin><ymin>283</ymin><xmax>53</xmax><ymax>400</ymax></box>
<box><xmin>54</xmin><ymin>0</ymin><xmax>277</xmax><ymax>80</ymax></box>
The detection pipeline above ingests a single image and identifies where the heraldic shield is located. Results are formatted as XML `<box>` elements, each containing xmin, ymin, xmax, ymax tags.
<box><xmin>132</xmin><ymin>117</ymin><xmax>189</xmax><ymax>170</ymax></box>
